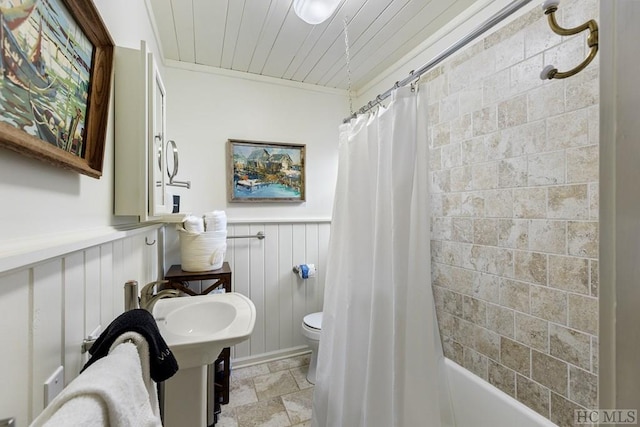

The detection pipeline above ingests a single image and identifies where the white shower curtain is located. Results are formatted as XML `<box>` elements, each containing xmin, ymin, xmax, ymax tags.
<box><xmin>312</xmin><ymin>86</ymin><xmax>454</xmax><ymax>427</ymax></box>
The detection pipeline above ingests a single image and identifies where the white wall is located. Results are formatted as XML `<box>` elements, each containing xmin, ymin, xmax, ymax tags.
<box><xmin>162</xmin><ymin>63</ymin><xmax>348</xmax><ymax>220</ymax></box>
<box><xmin>0</xmin><ymin>0</ymin><xmax>163</xmax><ymax>244</ymax></box>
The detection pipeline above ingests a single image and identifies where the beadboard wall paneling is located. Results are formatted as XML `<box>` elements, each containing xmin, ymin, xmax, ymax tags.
<box><xmin>225</xmin><ymin>222</ymin><xmax>330</xmax><ymax>360</ymax></box>
<box><xmin>0</xmin><ymin>227</ymin><xmax>160</xmax><ymax>426</ymax></box>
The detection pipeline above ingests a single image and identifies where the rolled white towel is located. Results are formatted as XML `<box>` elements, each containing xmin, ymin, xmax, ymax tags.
<box><xmin>204</xmin><ymin>210</ymin><xmax>227</xmax><ymax>232</ymax></box>
<box><xmin>183</xmin><ymin>215</ymin><xmax>205</xmax><ymax>233</ymax></box>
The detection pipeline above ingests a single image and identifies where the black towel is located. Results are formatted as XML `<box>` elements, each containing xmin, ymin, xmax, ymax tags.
<box><xmin>81</xmin><ymin>309</ymin><xmax>179</xmax><ymax>382</ymax></box>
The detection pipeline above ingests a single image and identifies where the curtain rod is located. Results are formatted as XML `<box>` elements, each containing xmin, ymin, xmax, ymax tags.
<box><xmin>343</xmin><ymin>0</ymin><xmax>534</xmax><ymax>123</ymax></box>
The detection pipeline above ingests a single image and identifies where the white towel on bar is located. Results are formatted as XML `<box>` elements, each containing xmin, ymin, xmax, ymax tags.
<box><xmin>183</xmin><ymin>215</ymin><xmax>205</xmax><ymax>233</ymax></box>
<box><xmin>31</xmin><ymin>333</ymin><xmax>161</xmax><ymax>427</ymax></box>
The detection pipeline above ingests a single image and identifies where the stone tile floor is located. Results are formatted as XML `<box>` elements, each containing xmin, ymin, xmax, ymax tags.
<box><xmin>217</xmin><ymin>354</ymin><xmax>313</xmax><ymax>427</ymax></box>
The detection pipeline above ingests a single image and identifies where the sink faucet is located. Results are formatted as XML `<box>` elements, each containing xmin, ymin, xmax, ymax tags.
<box><xmin>140</xmin><ymin>280</ymin><xmax>182</xmax><ymax>313</ymax></box>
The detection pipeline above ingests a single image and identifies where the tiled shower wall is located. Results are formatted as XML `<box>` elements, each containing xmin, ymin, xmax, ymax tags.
<box><xmin>427</xmin><ymin>1</ymin><xmax>599</xmax><ymax>425</ymax></box>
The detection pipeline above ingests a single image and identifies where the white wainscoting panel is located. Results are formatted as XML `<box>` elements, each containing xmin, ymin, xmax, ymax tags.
<box><xmin>0</xmin><ymin>226</ymin><xmax>160</xmax><ymax>425</ymax></box>
<box><xmin>226</xmin><ymin>221</ymin><xmax>330</xmax><ymax>361</ymax></box>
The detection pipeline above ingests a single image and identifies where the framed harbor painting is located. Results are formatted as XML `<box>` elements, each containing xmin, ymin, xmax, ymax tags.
<box><xmin>227</xmin><ymin>139</ymin><xmax>306</xmax><ymax>202</ymax></box>
<box><xmin>0</xmin><ymin>0</ymin><xmax>113</xmax><ymax>178</ymax></box>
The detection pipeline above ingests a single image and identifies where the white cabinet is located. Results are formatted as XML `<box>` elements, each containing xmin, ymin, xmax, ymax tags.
<box><xmin>114</xmin><ymin>41</ymin><xmax>173</xmax><ymax>221</ymax></box>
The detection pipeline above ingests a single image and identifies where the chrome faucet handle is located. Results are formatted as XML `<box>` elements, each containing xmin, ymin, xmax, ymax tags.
<box><xmin>143</xmin><ymin>289</ymin><xmax>182</xmax><ymax>313</ymax></box>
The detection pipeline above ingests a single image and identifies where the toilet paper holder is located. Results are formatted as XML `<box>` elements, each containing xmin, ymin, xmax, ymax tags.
<box><xmin>293</xmin><ymin>264</ymin><xmax>317</xmax><ymax>278</ymax></box>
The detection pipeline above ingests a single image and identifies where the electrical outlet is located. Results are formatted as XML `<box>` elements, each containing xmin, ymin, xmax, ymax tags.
<box><xmin>44</xmin><ymin>366</ymin><xmax>64</xmax><ymax>406</ymax></box>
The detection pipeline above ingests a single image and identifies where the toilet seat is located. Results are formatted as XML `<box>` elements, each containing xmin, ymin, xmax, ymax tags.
<box><xmin>303</xmin><ymin>312</ymin><xmax>323</xmax><ymax>330</ymax></box>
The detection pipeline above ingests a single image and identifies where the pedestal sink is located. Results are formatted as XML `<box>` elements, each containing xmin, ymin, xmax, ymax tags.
<box><xmin>153</xmin><ymin>293</ymin><xmax>256</xmax><ymax>427</ymax></box>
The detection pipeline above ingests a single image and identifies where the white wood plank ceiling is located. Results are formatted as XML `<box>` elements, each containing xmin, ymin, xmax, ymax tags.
<box><xmin>148</xmin><ymin>0</ymin><xmax>480</xmax><ymax>91</ymax></box>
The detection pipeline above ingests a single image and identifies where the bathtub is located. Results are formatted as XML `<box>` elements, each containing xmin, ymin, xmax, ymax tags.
<box><xmin>445</xmin><ymin>358</ymin><xmax>557</xmax><ymax>427</ymax></box>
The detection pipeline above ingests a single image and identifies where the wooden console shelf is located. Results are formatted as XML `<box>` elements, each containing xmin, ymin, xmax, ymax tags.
<box><xmin>164</xmin><ymin>263</ymin><xmax>232</xmax><ymax>425</ymax></box>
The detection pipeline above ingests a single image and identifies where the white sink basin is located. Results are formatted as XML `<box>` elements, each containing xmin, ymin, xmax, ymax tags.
<box><xmin>153</xmin><ymin>293</ymin><xmax>256</xmax><ymax>369</ymax></box>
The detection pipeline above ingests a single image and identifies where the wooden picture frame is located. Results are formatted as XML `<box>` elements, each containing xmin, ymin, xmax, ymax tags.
<box><xmin>0</xmin><ymin>0</ymin><xmax>113</xmax><ymax>178</ymax></box>
<box><xmin>227</xmin><ymin>139</ymin><xmax>306</xmax><ymax>203</ymax></box>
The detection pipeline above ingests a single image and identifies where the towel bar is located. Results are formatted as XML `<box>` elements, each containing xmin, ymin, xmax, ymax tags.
<box><xmin>227</xmin><ymin>231</ymin><xmax>265</xmax><ymax>240</ymax></box>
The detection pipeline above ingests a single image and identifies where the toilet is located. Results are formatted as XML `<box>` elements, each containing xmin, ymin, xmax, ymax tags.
<box><xmin>301</xmin><ymin>311</ymin><xmax>323</xmax><ymax>384</ymax></box>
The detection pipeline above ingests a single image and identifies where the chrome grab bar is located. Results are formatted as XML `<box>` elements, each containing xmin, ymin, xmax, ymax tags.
<box><xmin>227</xmin><ymin>231</ymin><xmax>265</xmax><ymax>240</ymax></box>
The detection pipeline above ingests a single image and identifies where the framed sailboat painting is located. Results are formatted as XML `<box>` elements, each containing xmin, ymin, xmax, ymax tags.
<box><xmin>0</xmin><ymin>0</ymin><xmax>113</xmax><ymax>178</ymax></box>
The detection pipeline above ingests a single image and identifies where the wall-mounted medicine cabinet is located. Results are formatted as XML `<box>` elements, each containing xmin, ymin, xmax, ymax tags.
<box><xmin>114</xmin><ymin>41</ymin><xmax>185</xmax><ymax>222</ymax></box>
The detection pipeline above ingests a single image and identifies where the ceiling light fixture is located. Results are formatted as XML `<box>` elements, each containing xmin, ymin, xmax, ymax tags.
<box><xmin>293</xmin><ymin>0</ymin><xmax>342</xmax><ymax>25</ymax></box>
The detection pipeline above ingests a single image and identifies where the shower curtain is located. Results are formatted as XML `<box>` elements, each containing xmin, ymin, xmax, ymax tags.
<box><xmin>312</xmin><ymin>86</ymin><xmax>453</xmax><ymax>427</ymax></box>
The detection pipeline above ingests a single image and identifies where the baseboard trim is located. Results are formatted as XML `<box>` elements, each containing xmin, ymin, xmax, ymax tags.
<box><xmin>231</xmin><ymin>346</ymin><xmax>311</xmax><ymax>369</ymax></box>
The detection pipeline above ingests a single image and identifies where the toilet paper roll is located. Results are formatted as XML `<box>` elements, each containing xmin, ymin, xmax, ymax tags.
<box><xmin>294</xmin><ymin>264</ymin><xmax>316</xmax><ymax>279</ymax></box>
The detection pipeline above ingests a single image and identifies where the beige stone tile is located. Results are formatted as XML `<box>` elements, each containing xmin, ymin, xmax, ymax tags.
<box><xmin>589</xmin><ymin>182</ymin><xmax>598</xmax><ymax>220</ymax></box>
<box><xmin>528</xmin><ymin>220</ymin><xmax>566</xmax><ymax>255</ymax></box>
<box><xmin>267</xmin><ymin>355</ymin><xmax>309</xmax><ymax>373</ymax></box>
<box><xmin>498</xmin><ymin>157</ymin><xmax>528</xmax><ymax>188</ymax></box>
<box><xmin>291</xmin><ymin>421</ymin><xmax>311</xmax><ymax>427</ymax></box>
<box><xmin>531</xmin><ymin>285</ymin><xmax>567</xmax><ymax>325</ymax></box>
<box><xmin>290</xmin><ymin>366</ymin><xmax>314</xmax><ymax>390</ymax></box>
<box><xmin>513</xmin><ymin>188</ymin><xmax>546</xmax><ymax>219</ymax></box>
<box><xmin>233</xmin><ymin>364</ymin><xmax>271</xmax><ymax>380</ymax></box>
<box><xmin>431</xmin><ymin>216</ymin><xmax>452</xmax><ymax>241</ymax></box>
<box><xmin>432</xmin><ymin>170</ymin><xmax>451</xmax><ymax>193</ymax></box>
<box><xmin>442</xmin><ymin>143</ymin><xmax>462</xmax><ymax>170</ymax></box>
<box><xmin>550</xmin><ymin>391</ymin><xmax>585</xmax><ymax>427</ymax></box>
<box><xmin>452</xmin><ymin>217</ymin><xmax>473</xmax><ymax>243</ymax></box>
<box><xmin>282</xmin><ymin>388</ymin><xmax>314</xmax><ymax>425</ymax></box>
<box><xmin>484</xmin><ymin>189</ymin><xmax>514</xmax><ymax>218</ymax></box>
<box><xmin>516</xmin><ymin>375</ymin><xmax>550</xmax><ymax>418</ymax></box>
<box><xmin>235</xmin><ymin>397</ymin><xmax>291</xmax><ymax>427</ymax></box>
<box><xmin>483</xmin><ymin>69</ymin><xmax>511</xmax><ymax>106</ymax></box>
<box><xmin>474</xmin><ymin>325</ymin><xmax>500</xmax><ymax>361</ymax></box>
<box><xmin>498</xmin><ymin>219</ymin><xmax>528</xmax><ymax>249</ymax></box>
<box><xmin>515</xmin><ymin>312</ymin><xmax>549</xmax><ymax>352</ymax></box>
<box><xmin>498</xmin><ymin>95</ymin><xmax>527</xmax><ymax>129</ymax></box>
<box><xmin>443</xmin><ymin>193</ymin><xmax>462</xmax><ymax>217</ymax></box>
<box><xmin>461</xmin><ymin>192</ymin><xmax>486</xmax><ymax>217</ymax></box>
<box><xmin>254</xmin><ymin>370</ymin><xmax>300</xmax><ymax>401</ymax></box>
<box><xmin>528</xmin><ymin>151</ymin><xmax>565</xmax><ymax>186</ymax></box>
<box><xmin>514</xmin><ymin>251</ymin><xmax>547</xmax><ymax>286</ymax></box>
<box><xmin>488</xmin><ymin>360</ymin><xmax>516</xmax><ymax>397</ymax></box>
<box><xmin>473</xmin><ymin>106</ymin><xmax>498</xmax><ymax>136</ymax></box>
<box><xmin>510</xmin><ymin>54</ymin><xmax>544</xmax><ymax>95</ymax></box>
<box><xmin>567</xmin><ymin>221</ymin><xmax>598</xmax><ymax>258</ymax></box>
<box><xmin>470</xmin><ymin>245</ymin><xmax>514</xmax><ymax>277</ymax></box>
<box><xmin>590</xmin><ymin>260</ymin><xmax>598</xmax><ymax>297</ymax></box>
<box><xmin>433</xmin><ymin>286</ymin><xmax>463</xmax><ymax>317</ymax></box>
<box><xmin>587</xmin><ymin>105</ymin><xmax>599</xmax><ymax>146</ymax></box>
<box><xmin>527</xmin><ymin>78</ymin><xmax>565</xmax><ymax>122</ymax></box>
<box><xmin>505</xmin><ymin>121</ymin><xmax>547</xmax><ymax>157</ymax></box>
<box><xmin>229</xmin><ymin>377</ymin><xmax>259</xmax><ymax>409</ymax></box>
<box><xmin>440</xmin><ymin>93</ymin><xmax>460</xmax><ymax>123</ymax></box>
<box><xmin>567</xmin><ymin>294</ymin><xmax>597</xmax><ymax>335</ymax></box>
<box><xmin>442</xmin><ymin>336</ymin><xmax>464</xmax><ymax>365</ymax></box>
<box><xmin>463</xmin><ymin>296</ymin><xmax>487</xmax><ymax>325</ymax></box>
<box><xmin>217</xmin><ymin>405</ymin><xmax>239</xmax><ymax>427</ymax></box>
<box><xmin>459</xmin><ymin>85</ymin><xmax>483</xmax><ymax>116</ymax></box>
<box><xmin>463</xmin><ymin>347</ymin><xmax>488</xmax><ymax>380</ymax></box>
<box><xmin>433</xmin><ymin>121</ymin><xmax>451</xmax><ymax>147</ymax></box>
<box><xmin>546</xmin><ymin>109</ymin><xmax>589</xmax><ymax>150</ymax></box>
<box><xmin>591</xmin><ymin>337</ymin><xmax>598</xmax><ymax>375</ymax></box>
<box><xmin>484</xmin><ymin>132</ymin><xmax>512</xmax><ymax>160</ymax></box>
<box><xmin>567</xmin><ymin>145</ymin><xmax>598</xmax><ymax>184</ymax></box>
<box><xmin>486</xmin><ymin>7</ymin><xmax>539</xmax><ymax>49</ymax></box>
<box><xmin>450</xmin><ymin>166</ymin><xmax>472</xmax><ymax>192</ymax></box>
<box><xmin>428</xmin><ymin>73</ymin><xmax>448</xmax><ymax>103</ymax></box>
<box><xmin>430</xmin><ymin>146</ymin><xmax>442</xmax><ymax>171</ymax></box>
<box><xmin>461</xmin><ymin>136</ymin><xmax>488</xmax><ymax>165</ymax></box>
<box><xmin>473</xmin><ymin>219</ymin><xmax>498</xmax><ymax>246</ymax></box>
<box><xmin>569</xmin><ymin>366</ymin><xmax>597</xmax><ymax>409</ymax></box>
<box><xmin>493</xmin><ymin>32</ymin><xmax>525</xmax><ymax>70</ymax></box>
<box><xmin>549</xmin><ymin>255</ymin><xmax>589</xmax><ymax>294</ymax></box>
<box><xmin>531</xmin><ymin>350</ymin><xmax>568</xmax><ymax>396</ymax></box>
<box><xmin>524</xmin><ymin>17</ymin><xmax>562</xmax><ymax>59</ymax></box>
<box><xmin>487</xmin><ymin>303</ymin><xmax>515</xmax><ymax>338</ymax></box>
<box><xmin>472</xmin><ymin>273</ymin><xmax>500</xmax><ymax>304</ymax></box>
<box><xmin>471</xmin><ymin>162</ymin><xmax>498</xmax><ymax>190</ymax></box>
<box><xmin>500</xmin><ymin>337</ymin><xmax>531</xmax><ymax>376</ymax></box>
<box><xmin>499</xmin><ymin>279</ymin><xmax>530</xmax><ymax>313</ymax></box>
<box><xmin>428</xmin><ymin>102</ymin><xmax>441</xmax><ymax>128</ymax></box>
<box><xmin>565</xmin><ymin>68</ymin><xmax>599</xmax><ymax>112</ymax></box>
<box><xmin>549</xmin><ymin>324</ymin><xmax>591</xmax><ymax>370</ymax></box>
